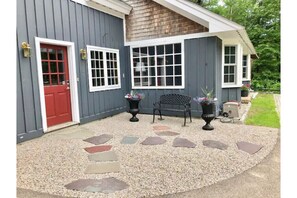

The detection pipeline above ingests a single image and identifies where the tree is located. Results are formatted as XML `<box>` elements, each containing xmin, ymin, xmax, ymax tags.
<box><xmin>191</xmin><ymin>0</ymin><xmax>281</xmax><ymax>90</ymax></box>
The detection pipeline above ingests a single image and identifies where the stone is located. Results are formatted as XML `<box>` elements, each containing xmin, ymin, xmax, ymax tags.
<box><xmin>155</xmin><ymin>131</ymin><xmax>180</xmax><ymax>136</ymax></box>
<box><xmin>65</xmin><ymin>177</ymin><xmax>129</xmax><ymax>193</ymax></box>
<box><xmin>88</xmin><ymin>151</ymin><xmax>118</xmax><ymax>162</ymax></box>
<box><xmin>85</xmin><ymin>162</ymin><xmax>120</xmax><ymax>174</ymax></box>
<box><xmin>83</xmin><ymin>134</ymin><xmax>113</xmax><ymax>145</ymax></box>
<box><xmin>203</xmin><ymin>140</ymin><xmax>228</xmax><ymax>150</ymax></box>
<box><xmin>237</xmin><ymin>141</ymin><xmax>263</xmax><ymax>154</ymax></box>
<box><xmin>173</xmin><ymin>137</ymin><xmax>196</xmax><ymax>148</ymax></box>
<box><xmin>84</xmin><ymin>145</ymin><xmax>112</xmax><ymax>154</ymax></box>
<box><xmin>120</xmin><ymin>136</ymin><xmax>139</xmax><ymax>144</ymax></box>
<box><xmin>153</xmin><ymin>125</ymin><xmax>171</xmax><ymax>131</ymax></box>
<box><xmin>141</xmin><ymin>137</ymin><xmax>166</xmax><ymax>145</ymax></box>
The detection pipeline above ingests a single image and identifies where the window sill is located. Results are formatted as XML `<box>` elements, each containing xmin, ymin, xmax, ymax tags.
<box><xmin>89</xmin><ymin>86</ymin><xmax>121</xmax><ymax>92</ymax></box>
<box><xmin>132</xmin><ymin>86</ymin><xmax>185</xmax><ymax>90</ymax></box>
<box><xmin>222</xmin><ymin>84</ymin><xmax>241</xmax><ymax>88</ymax></box>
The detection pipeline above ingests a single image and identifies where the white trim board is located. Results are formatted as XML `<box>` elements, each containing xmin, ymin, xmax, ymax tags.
<box><xmin>35</xmin><ymin>37</ymin><xmax>80</xmax><ymax>132</ymax></box>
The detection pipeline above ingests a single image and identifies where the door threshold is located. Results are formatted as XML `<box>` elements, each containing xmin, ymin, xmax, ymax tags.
<box><xmin>46</xmin><ymin>122</ymin><xmax>79</xmax><ymax>133</ymax></box>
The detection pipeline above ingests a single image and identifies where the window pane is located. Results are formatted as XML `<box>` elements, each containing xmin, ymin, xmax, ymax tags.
<box><xmin>230</xmin><ymin>66</ymin><xmax>234</xmax><ymax>73</ymax></box>
<box><xmin>149</xmin><ymin>57</ymin><xmax>155</xmax><ymax>66</ymax></box>
<box><xmin>92</xmin><ymin>79</ymin><xmax>96</xmax><ymax>87</ymax></box>
<box><xmin>134</xmin><ymin>68</ymin><xmax>140</xmax><ymax>76</ymax></box>
<box><xmin>99</xmin><ymin>51</ymin><xmax>103</xmax><ymax>59</ymax></box>
<box><xmin>141</xmin><ymin>57</ymin><xmax>148</xmax><ymax>66</ymax></box>
<box><xmin>49</xmin><ymin>49</ymin><xmax>56</xmax><ymax>60</ymax></box>
<box><xmin>41</xmin><ymin>48</ymin><xmax>48</xmax><ymax>60</ymax></box>
<box><xmin>175</xmin><ymin>77</ymin><xmax>182</xmax><ymax>86</ymax></box>
<box><xmin>100</xmin><ymin>69</ymin><xmax>104</xmax><ymax>77</ymax></box>
<box><xmin>95</xmin><ymin>51</ymin><xmax>99</xmax><ymax>59</ymax></box>
<box><xmin>50</xmin><ymin>62</ymin><xmax>57</xmax><ymax>73</ymax></box>
<box><xmin>42</xmin><ymin>62</ymin><xmax>49</xmax><ymax>73</ymax></box>
<box><xmin>114</xmin><ymin>61</ymin><xmax>118</xmax><ymax>69</ymax></box>
<box><xmin>224</xmin><ymin>56</ymin><xmax>229</xmax><ymax>64</ymax></box>
<box><xmin>59</xmin><ymin>74</ymin><xmax>65</xmax><ymax>84</ymax></box>
<box><xmin>133</xmin><ymin>58</ymin><xmax>140</xmax><ymax>67</ymax></box>
<box><xmin>149</xmin><ymin>46</ymin><xmax>155</xmax><ymax>55</ymax></box>
<box><xmin>231</xmin><ymin>47</ymin><xmax>235</xmax><ymax>54</ymax></box>
<box><xmin>51</xmin><ymin>75</ymin><xmax>58</xmax><ymax>85</ymax></box>
<box><xmin>165</xmin><ymin>44</ymin><xmax>173</xmax><ymax>54</ymax></box>
<box><xmin>149</xmin><ymin>77</ymin><xmax>156</xmax><ymax>86</ymax></box>
<box><xmin>91</xmin><ymin>51</ymin><xmax>95</xmax><ymax>59</ymax></box>
<box><xmin>157</xmin><ymin>67</ymin><xmax>165</xmax><ymax>76</ymax></box>
<box><xmin>174</xmin><ymin>43</ymin><xmax>181</xmax><ymax>53</ymax></box>
<box><xmin>157</xmin><ymin>77</ymin><xmax>165</xmax><ymax>86</ymax></box>
<box><xmin>149</xmin><ymin>67</ymin><xmax>155</xmax><ymax>76</ymax></box>
<box><xmin>91</xmin><ymin>61</ymin><xmax>95</xmax><ymax>68</ymax></box>
<box><xmin>141</xmin><ymin>47</ymin><xmax>147</xmax><ymax>56</ymax></box>
<box><xmin>115</xmin><ymin>78</ymin><xmax>118</xmax><ymax>85</ymax></box>
<box><xmin>96</xmin><ymin>70</ymin><xmax>100</xmax><ymax>77</ymax></box>
<box><xmin>113</xmin><ymin>53</ymin><xmax>117</xmax><ymax>60</ymax></box>
<box><xmin>166</xmin><ymin>66</ymin><xmax>173</xmax><ymax>75</ymax></box>
<box><xmin>157</xmin><ymin>57</ymin><xmax>164</xmax><ymax>65</ymax></box>
<box><xmin>107</xmin><ymin>61</ymin><xmax>110</xmax><ymax>69</ymax></box>
<box><xmin>224</xmin><ymin>66</ymin><xmax>229</xmax><ymax>74</ymax></box>
<box><xmin>133</xmin><ymin>48</ymin><xmax>139</xmax><ymax>57</ymax></box>
<box><xmin>58</xmin><ymin>62</ymin><xmax>64</xmax><ymax>73</ymax></box>
<box><xmin>142</xmin><ymin>77</ymin><xmax>149</xmax><ymax>86</ymax></box>
<box><xmin>165</xmin><ymin>55</ymin><xmax>173</xmax><ymax>65</ymax></box>
<box><xmin>43</xmin><ymin>75</ymin><xmax>50</xmax><ymax>85</ymax></box>
<box><xmin>166</xmin><ymin>77</ymin><xmax>174</xmax><ymax>86</ymax></box>
<box><xmin>230</xmin><ymin>55</ymin><xmax>235</xmax><ymax>63</ymax></box>
<box><xmin>142</xmin><ymin>67</ymin><xmax>149</xmax><ymax>77</ymax></box>
<box><xmin>57</xmin><ymin>50</ymin><xmax>63</xmax><ymax>60</ymax></box>
<box><xmin>92</xmin><ymin>69</ymin><xmax>96</xmax><ymax>77</ymax></box>
<box><xmin>134</xmin><ymin>78</ymin><xmax>140</xmax><ymax>86</ymax></box>
<box><xmin>230</xmin><ymin>75</ymin><xmax>235</xmax><ymax>82</ymax></box>
<box><xmin>224</xmin><ymin>47</ymin><xmax>230</xmax><ymax>54</ymax></box>
<box><xmin>175</xmin><ymin>66</ymin><xmax>181</xmax><ymax>75</ymax></box>
<box><xmin>224</xmin><ymin>75</ymin><xmax>228</xmax><ymax>83</ymax></box>
<box><xmin>175</xmin><ymin>55</ymin><xmax>181</xmax><ymax>64</ymax></box>
<box><xmin>157</xmin><ymin>45</ymin><xmax>164</xmax><ymax>55</ymax></box>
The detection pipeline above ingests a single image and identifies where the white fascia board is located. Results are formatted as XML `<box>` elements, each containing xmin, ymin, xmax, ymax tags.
<box><xmin>153</xmin><ymin>0</ymin><xmax>243</xmax><ymax>32</ymax></box>
<box><xmin>72</xmin><ymin>0</ymin><xmax>125</xmax><ymax>19</ymax></box>
<box><xmin>238</xmin><ymin>29</ymin><xmax>258</xmax><ymax>58</ymax></box>
<box><xmin>87</xmin><ymin>0</ymin><xmax>132</xmax><ymax>15</ymax></box>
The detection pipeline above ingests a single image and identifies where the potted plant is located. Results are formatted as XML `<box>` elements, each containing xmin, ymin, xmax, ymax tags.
<box><xmin>241</xmin><ymin>84</ymin><xmax>250</xmax><ymax>97</ymax></box>
<box><xmin>125</xmin><ymin>90</ymin><xmax>145</xmax><ymax>122</ymax></box>
<box><xmin>193</xmin><ymin>88</ymin><xmax>217</xmax><ymax>130</ymax></box>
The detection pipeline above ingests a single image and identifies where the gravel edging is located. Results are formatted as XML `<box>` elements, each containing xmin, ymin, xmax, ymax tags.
<box><xmin>17</xmin><ymin>113</ymin><xmax>279</xmax><ymax>198</ymax></box>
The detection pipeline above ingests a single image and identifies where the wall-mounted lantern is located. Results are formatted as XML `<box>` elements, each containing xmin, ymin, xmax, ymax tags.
<box><xmin>80</xmin><ymin>49</ymin><xmax>87</xmax><ymax>60</ymax></box>
<box><xmin>21</xmin><ymin>42</ymin><xmax>31</xmax><ymax>58</ymax></box>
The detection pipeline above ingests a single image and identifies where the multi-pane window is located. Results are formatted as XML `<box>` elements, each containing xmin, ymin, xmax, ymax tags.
<box><xmin>224</xmin><ymin>46</ymin><xmax>236</xmax><ymax>83</ymax></box>
<box><xmin>242</xmin><ymin>55</ymin><xmax>248</xmax><ymax>79</ymax></box>
<box><xmin>131</xmin><ymin>43</ymin><xmax>183</xmax><ymax>88</ymax></box>
<box><xmin>87</xmin><ymin>46</ymin><xmax>120</xmax><ymax>92</ymax></box>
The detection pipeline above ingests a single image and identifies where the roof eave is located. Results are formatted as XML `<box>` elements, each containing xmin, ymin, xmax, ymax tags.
<box><xmin>86</xmin><ymin>0</ymin><xmax>132</xmax><ymax>15</ymax></box>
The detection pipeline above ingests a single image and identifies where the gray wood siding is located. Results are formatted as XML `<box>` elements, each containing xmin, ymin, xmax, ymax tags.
<box><xmin>17</xmin><ymin>0</ymin><xmax>126</xmax><ymax>142</ymax></box>
<box><xmin>222</xmin><ymin>88</ymin><xmax>241</xmax><ymax>103</ymax></box>
<box><xmin>126</xmin><ymin>36</ymin><xmax>222</xmax><ymax>117</ymax></box>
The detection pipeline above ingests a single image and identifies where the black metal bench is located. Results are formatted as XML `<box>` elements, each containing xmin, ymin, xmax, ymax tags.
<box><xmin>153</xmin><ymin>94</ymin><xmax>192</xmax><ymax>126</ymax></box>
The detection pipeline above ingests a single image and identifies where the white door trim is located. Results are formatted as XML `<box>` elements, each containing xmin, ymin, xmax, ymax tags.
<box><xmin>35</xmin><ymin>37</ymin><xmax>80</xmax><ymax>132</ymax></box>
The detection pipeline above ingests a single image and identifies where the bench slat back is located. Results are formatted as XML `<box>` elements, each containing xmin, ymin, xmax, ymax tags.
<box><xmin>160</xmin><ymin>94</ymin><xmax>191</xmax><ymax>105</ymax></box>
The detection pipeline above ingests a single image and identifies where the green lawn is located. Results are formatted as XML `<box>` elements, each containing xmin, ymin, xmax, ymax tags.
<box><xmin>245</xmin><ymin>93</ymin><xmax>280</xmax><ymax>128</ymax></box>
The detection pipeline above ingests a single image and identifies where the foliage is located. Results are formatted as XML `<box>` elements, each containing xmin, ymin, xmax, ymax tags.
<box><xmin>245</xmin><ymin>93</ymin><xmax>280</xmax><ymax>128</ymax></box>
<box><xmin>190</xmin><ymin>0</ymin><xmax>281</xmax><ymax>89</ymax></box>
<box><xmin>125</xmin><ymin>90</ymin><xmax>145</xmax><ymax>100</ymax></box>
<box><xmin>241</xmin><ymin>84</ymin><xmax>250</xmax><ymax>91</ymax></box>
<box><xmin>193</xmin><ymin>87</ymin><xmax>217</xmax><ymax>104</ymax></box>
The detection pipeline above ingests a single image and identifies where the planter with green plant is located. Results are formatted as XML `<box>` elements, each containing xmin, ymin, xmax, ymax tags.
<box><xmin>241</xmin><ymin>84</ymin><xmax>250</xmax><ymax>97</ymax></box>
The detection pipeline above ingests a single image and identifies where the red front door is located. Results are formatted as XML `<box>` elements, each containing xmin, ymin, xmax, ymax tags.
<box><xmin>40</xmin><ymin>44</ymin><xmax>72</xmax><ymax>127</ymax></box>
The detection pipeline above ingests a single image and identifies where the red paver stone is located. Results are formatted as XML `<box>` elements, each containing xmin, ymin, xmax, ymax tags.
<box><xmin>84</xmin><ymin>145</ymin><xmax>112</xmax><ymax>154</ymax></box>
<box><xmin>237</xmin><ymin>141</ymin><xmax>263</xmax><ymax>154</ymax></box>
<box><xmin>153</xmin><ymin>125</ymin><xmax>171</xmax><ymax>131</ymax></box>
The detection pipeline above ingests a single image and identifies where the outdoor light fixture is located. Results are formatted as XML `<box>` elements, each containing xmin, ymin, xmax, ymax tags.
<box><xmin>80</xmin><ymin>49</ymin><xmax>87</xmax><ymax>60</ymax></box>
<box><xmin>21</xmin><ymin>42</ymin><xmax>31</xmax><ymax>58</ymax></box>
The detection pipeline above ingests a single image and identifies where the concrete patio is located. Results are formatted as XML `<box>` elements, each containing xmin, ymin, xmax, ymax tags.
<box><xmin>17</xmin><ymin>110</ymin><xmax>279</xmax><ymax>198</ymax></box>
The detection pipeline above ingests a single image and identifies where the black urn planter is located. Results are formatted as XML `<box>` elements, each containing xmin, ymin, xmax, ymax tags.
<box><xmin>200</xmin><ymin>102</ymin><xmax>216</xmax><ymax>130</ymax></box>
<box><xmin>127</xmin><ymin>98</ymin><xmax>141</xmax><ymax>122</ymax></box>
<box><xmin>241</xmin><ymin>90</ymin><xmax>249</xmax><ymax>97</ymax></box>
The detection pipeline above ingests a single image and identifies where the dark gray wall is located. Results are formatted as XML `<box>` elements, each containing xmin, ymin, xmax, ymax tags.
<box><xmin>126</xmin><ymin>36</ymin><xmax>223</xmax><ymax>117</ymax></box>
<box><xmin>222</xmin><ymin>88</ymin><xmax>241</xmax><ymax>103</ymax></box>
<box><xmin>17</xmin><ymin>0</ymin><xmax>126</xmax><ymax>143</ymax></box>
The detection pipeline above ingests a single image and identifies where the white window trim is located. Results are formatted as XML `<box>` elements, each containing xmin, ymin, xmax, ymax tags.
<box><xmin>222</xmin><ymin>43</ymin><xmax>243</xmax><ymax>88</ymax></box>
<box><xmin>130</xmin><ymin>40</ymin><xmax>185</xmax><ymax>89</ymax></box>
<box><xmin>87</xmin><ymin>45</ymin><xmax>121</xmax><ymax>92</ymax></box>
<box><xmin>242</xmin><ymin>54</ymin><xmax>251</xmax><ymax>81</ymax></box>
<box><xmin>35</xmin><ymin>37</ymin><xmax>80</xmax><ymax>132</ymax></box>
